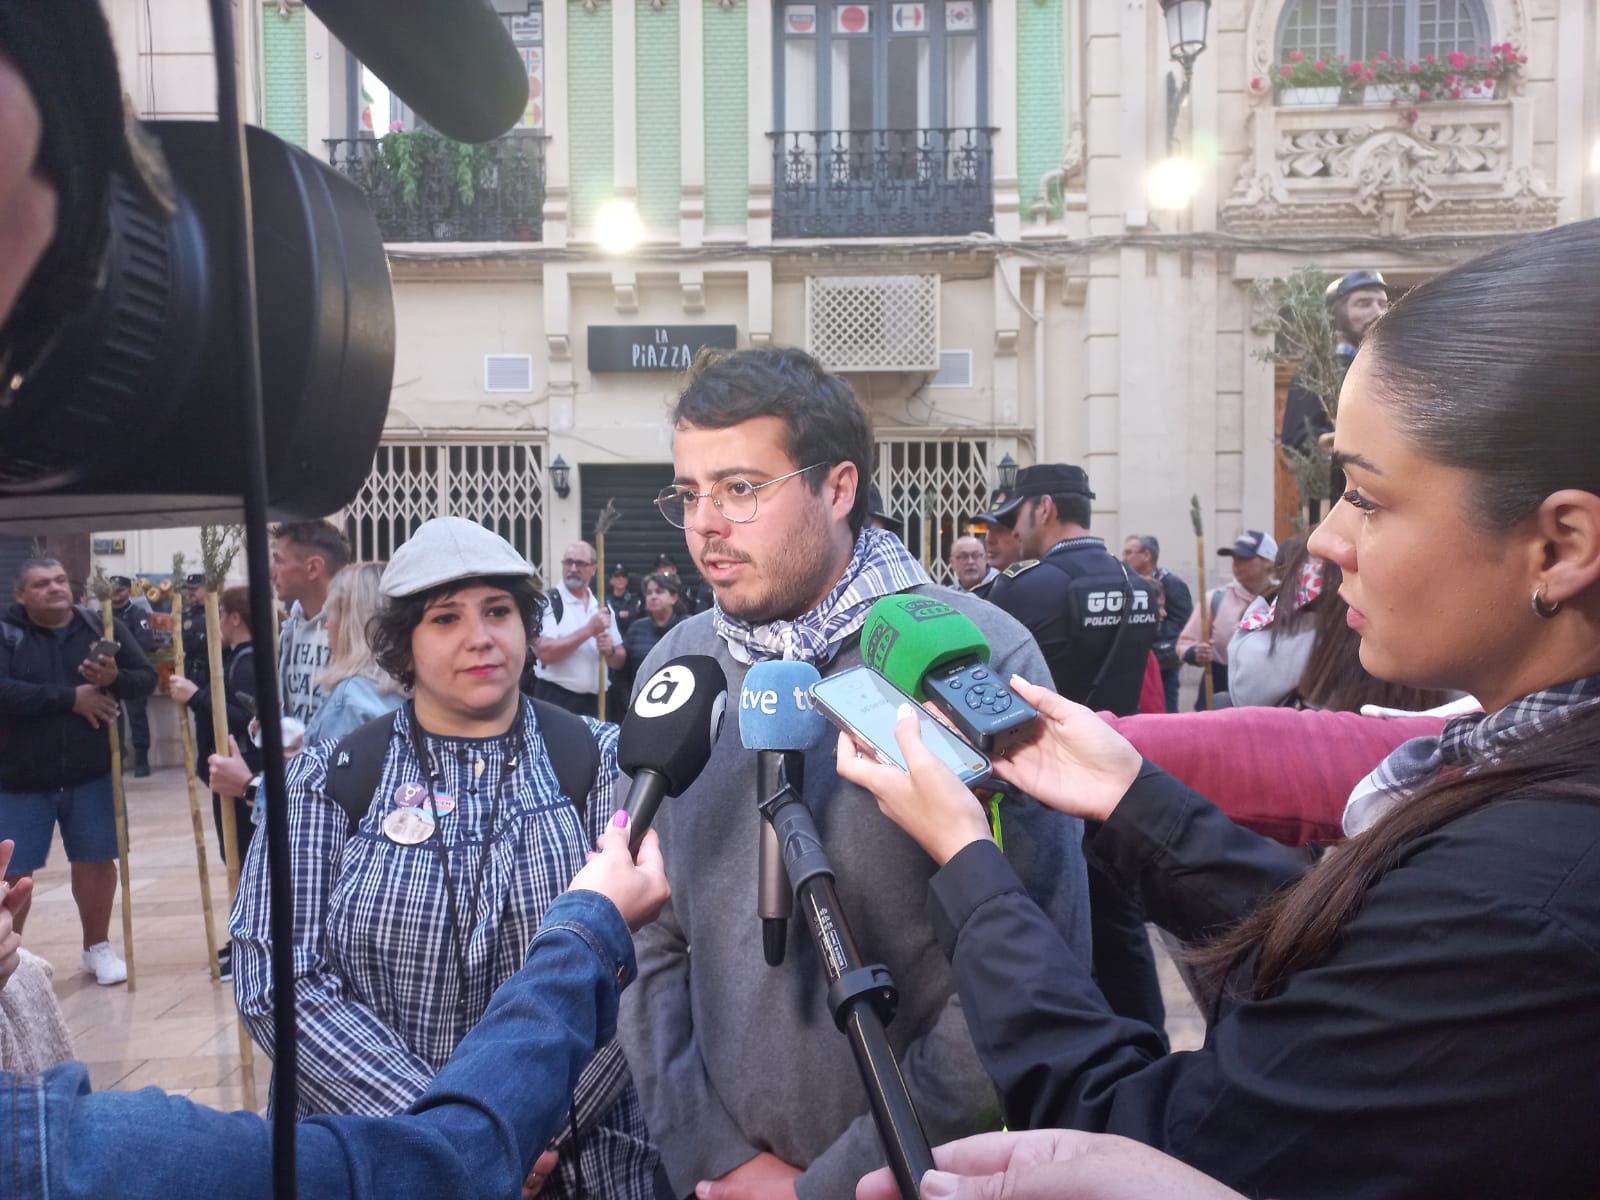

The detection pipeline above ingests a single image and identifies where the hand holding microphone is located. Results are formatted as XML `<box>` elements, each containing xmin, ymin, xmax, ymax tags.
<box><xmin>567</xmin><ymin>813</ymin><xmax>669</xmax><ymax>932</ymax></box>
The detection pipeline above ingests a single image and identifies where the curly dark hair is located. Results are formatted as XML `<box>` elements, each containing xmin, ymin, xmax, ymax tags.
<box><xmin>368</xmin><ymin>575</ymin><xmax>544</xmax><ymax>690</ymax></box>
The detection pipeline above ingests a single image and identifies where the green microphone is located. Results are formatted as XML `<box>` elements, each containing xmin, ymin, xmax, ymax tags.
<box><xmin>860</xmin><ymin>595</ymin><xmax>1039</xmax><ymax>753</ymax></box>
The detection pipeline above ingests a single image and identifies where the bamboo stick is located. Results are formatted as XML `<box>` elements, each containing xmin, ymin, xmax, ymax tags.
<box><xmin>92</xmin><ymin>574</ymin><xmax>136</xmax><ymax>991</ymax></box>
<box><xmin>1190</xmin><ymin>495</ymin><xmax>1215</xmax><ymax>710</ymax></box>
<box><xmin>170</xmin><ymin>556</ymin><xmax>221</xmax><ymax>986</ymax></box>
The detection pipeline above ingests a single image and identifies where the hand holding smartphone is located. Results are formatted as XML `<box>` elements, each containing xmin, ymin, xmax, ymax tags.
<box><xmin>810</xmin><ymin>666</ymin><xmax>991</xmax><ymax>788</ymax></box>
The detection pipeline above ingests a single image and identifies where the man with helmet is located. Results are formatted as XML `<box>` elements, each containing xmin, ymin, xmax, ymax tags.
<box><xmin>1281</xmin><ymin>270</ymin><xmax>1390</xmax><ymax>519</ymax></box>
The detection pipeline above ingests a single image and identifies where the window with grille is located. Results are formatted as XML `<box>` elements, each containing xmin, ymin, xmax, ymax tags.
<box><xmin>874</xmin><ymin>437</ymin><xmax>992</xmax><ymax>585</ymax></box>
<box><xmin>343</xmin><ymin>442</ymin><xmax>548</xmax><ymax>580</ymax></box>
<box><xmin>1277</xmin><ymin>0</ymin><xmax>1489</xmax><ymax>66</ymax></box>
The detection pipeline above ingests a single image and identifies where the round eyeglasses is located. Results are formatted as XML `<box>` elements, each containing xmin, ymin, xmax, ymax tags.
<box><xmin>654</xmin><ymin>463</ymin><xmax>828</xmax><ymax>529</ymax></box>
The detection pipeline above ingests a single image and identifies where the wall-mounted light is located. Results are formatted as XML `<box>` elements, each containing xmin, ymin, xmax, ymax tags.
<box><xmin>996</xmin><ymin>453</ymin><xmax>1018</xmax><ymax>493</ymax></box>
<box><xmin>549</xmin><ymin>454</ymin><xmax>571</xmax><ymax>499</ymax></box>
<box><xmin>594</xmin><ymin>196</ymin><xmax>645</xmax><ymax>256</ymax></box>
<box><xmin>1147</xmin><ymin>155</ymin><xmax>1202</xmax><ymax>211</ymax></box>
<box><xmin>1160</xmin><ymin>0</ymin><xmax>1212</xmax><ymax>154</ymax></box>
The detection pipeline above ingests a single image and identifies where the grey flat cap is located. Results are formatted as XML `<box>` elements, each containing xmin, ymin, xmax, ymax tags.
<box><xmin>380</xmin><ymin>517</ymin><xmax>535</xmax><ymax>598</ymax></box>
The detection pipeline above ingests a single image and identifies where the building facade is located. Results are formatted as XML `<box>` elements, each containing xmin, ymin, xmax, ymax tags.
<box><xmin>92</xmin><ymin>0</ymin><xmax>1600</xmax><ymax>589</ymax></box>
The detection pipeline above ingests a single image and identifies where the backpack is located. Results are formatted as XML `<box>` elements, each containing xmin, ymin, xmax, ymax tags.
<box><xmin>1</xmin><ymin>605</ymin><xmax>105</xmax><ymax>653</ymax></box>
<box><xmin>323</xmin><ymin>700</ymin><xmax>600</xmax><ymax>836</ymax></box>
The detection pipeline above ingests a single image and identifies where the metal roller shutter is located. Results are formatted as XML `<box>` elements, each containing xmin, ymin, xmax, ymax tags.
<box><xmin>576</xmin><ymin>463</ymin><xmax>703</xmax><ymax>592</ymax></box>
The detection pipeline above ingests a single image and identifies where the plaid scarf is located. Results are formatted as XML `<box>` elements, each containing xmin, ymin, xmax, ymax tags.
<box><xmin>712</xmin><ymin>526</ymin><xmax>931</xmax><ymax>665</ymax></box>
<box><xmin>1343</xmin><ymin>675</ymin><xmax>1600</xmax><ymax>836</ymax></box>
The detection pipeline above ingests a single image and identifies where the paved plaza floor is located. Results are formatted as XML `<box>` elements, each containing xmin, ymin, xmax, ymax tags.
<box><xmin>25</xmin><ymin>764</ymin><xmax>1202</xmax><ymax>1121</ymax></box>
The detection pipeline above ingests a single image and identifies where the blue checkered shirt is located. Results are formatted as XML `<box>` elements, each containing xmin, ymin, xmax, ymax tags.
<box><xmin>231</xmin><ymin>701</ymin><xmax>656</xmax><ymax>1198</ymax></box>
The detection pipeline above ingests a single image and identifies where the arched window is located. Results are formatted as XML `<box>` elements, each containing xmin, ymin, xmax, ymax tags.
<box><xmin>1278</xmin><ymin>0</ymin><xmax>1491</xmax><ymax>64</ymax></box>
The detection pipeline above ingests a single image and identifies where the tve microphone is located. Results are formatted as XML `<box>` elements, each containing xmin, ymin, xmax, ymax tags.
<box><xmin>304</xmin><ymin>0</ymin><xmax>530</xmax><ymax>143</ymax></box>
<box><xmin>860</xmin><ymin>595</ymin><xmax>1039</xmax><ymax>754</ymax></box>
<box><xmin>738</xmin><ymin>660</ymin><xmax>829</xmax><ymax>967</ymax></box>
<box><xmin>616</xmin><ymin>655</ymin><xmax>728</xmax><ymax>856</ymax></box>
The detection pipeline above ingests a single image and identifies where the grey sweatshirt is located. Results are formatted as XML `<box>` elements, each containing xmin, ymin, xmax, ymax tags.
<box><xmin>617</xmin><ymin>585</ymin><xmax>1092</xmax><ymax>1199</ymax></box>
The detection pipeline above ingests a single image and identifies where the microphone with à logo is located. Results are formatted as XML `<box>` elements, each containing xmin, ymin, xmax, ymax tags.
<box><xmin>616</xmin><ymin>655</ymin><xmax>728</xmax><ymax>855</ymax></box>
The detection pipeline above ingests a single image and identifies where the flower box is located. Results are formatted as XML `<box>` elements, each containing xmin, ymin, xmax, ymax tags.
<box><xmin>1280</xmin><ymin>86</ymin><xmax>1341</xmax><ymax>107</ymax></box>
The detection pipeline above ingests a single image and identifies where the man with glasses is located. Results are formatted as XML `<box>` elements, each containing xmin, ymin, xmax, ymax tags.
<box><xmin>532</xmin><ymin>541</ymin><xmax>625</xmax><ymax>717</ymax></box>
<box><xmin>618</xmin><ymin>347</ymin><xmax>1090</xmax><ymax>1200</ymax></box>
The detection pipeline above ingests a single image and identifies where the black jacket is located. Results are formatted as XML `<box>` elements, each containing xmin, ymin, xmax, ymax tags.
<box><xmin>0</xmin><ymin>601</ymin><xmax>158</xmax><ymax>791</ymax></box>
<box><xmin>187</xmin><ymin>641</ymin><xmax>262</xmax><ymax>782</ymax></box>
<box><xmin>620</xmin><ymin>613</ymin><xmax>683</xmax><ymax>696</ymax></box>
<box><xmin>111</xmin><ymin>600</ymin><xmax>158</xmax><ymax>655</ymax></box>
<box><xmin>927</xmin><ymin>763</ymin><xmax>1600</xmax><ymax>1199</ymax></box>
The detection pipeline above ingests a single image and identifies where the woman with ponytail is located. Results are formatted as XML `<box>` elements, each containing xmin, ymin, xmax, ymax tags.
<box><xmin>838</xmin><ymin>221</ymin><xmax>1600</xmax><ymax>1200</ymax></box>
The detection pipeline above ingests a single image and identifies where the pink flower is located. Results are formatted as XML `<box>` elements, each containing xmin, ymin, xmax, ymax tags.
<box><xmin>1450</xmin><ymin>87</ymin><xmax>1463</xmax><ymax>99</ymax></box>
<box><xmin>1448</xmin><ymin>51</ymin><xmax>1467</xmax><ymax>69</ymax></box>
<box><xmin>1419</xmin><ymin>88</ymin><xmax>1431</xmax><ymax>97</ymax></box>
<box><xmin>1361</xmin><ymin>70</ymin><xmax>1374</xmax><ymax>82</ymax></box>
<box><xmin>1403</xmin><ymin>108</ymin><xmax>1420</xmax><ymax>123</ymax></box>
<box><xmin>1519</xmin><ymin>54</ymin><xmax>1528</xmax><ymax>63</ymax></box>
<box><xmin>388</xmin><ymin>119</ymin><xmax>405</xmax><ymax>133</ymax></box>
<box><xmin>1281</xmin><ymin>64</ymin><xmax>1294</xmax><ymax>76</ymax></box>
<box><xmin>1289</xmin><ymin>50</ymin><xmax>1304</xmax><ymax>62</ymax></box>
<box><xmin>1314</xmin><ymin>59</ymin><xmax>1326</xmax><ymax>70</ymax></box>
<box><xmin>1348</xmin><ymin>61</ymin><xmax>1363</xmax><ymax>74</ymax></box>
<box><xmin>1375</xmin><ymin>50</ymin><xmax>1387</xmax><ymax>60</ymax></box>
<box><xmin>1251</xmin><ymin>76</ymin><xmax>1264</xmax><ymax>90</ymax></box>
<box><xmin>1425</xmin><ymin>54</ymin><xmax>1437</xmax><ymax>64</ymax></box>
<box><xmin>1409</xmin><ymin>62</ymin><xmax>1420</xmax><ymax>72</ymax></box>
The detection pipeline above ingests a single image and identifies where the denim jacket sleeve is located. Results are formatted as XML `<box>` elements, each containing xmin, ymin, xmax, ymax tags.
<box><xmin>5</xmin><ymin>891</ymin><xmax>635</xmax><ymax>1200</ymax></box>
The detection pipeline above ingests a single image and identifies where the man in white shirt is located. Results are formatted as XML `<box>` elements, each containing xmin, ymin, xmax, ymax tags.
<box><xmin>532</xmin><ymin>541</ymin><xmax>625</xmax><ymax>718</ymax></box>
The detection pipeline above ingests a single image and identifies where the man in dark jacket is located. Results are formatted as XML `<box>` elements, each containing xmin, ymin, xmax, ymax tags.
<box><xmin>1123</xmin><ymin>535</ymin><xmax>1193</xmax><ymax>713</ymax></box>
<box><xmin>0</xmin><ymin>558</ymin><xmax>156</xmax><ymax>985</ymax></box>
<box><xmin>109</xmin><ymin>575</ymin><xmax>157</xmax><ymax>777</ymax></box>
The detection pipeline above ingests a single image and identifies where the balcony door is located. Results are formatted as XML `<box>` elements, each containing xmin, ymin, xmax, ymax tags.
<box><xmin>778</xmin><ymin>3</ymin><xmax>985</xmax><ymax>136</ymax></box>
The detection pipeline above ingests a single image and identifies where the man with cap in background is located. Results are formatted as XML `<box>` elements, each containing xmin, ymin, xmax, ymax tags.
<box><xmin>109</xmin><ymin>575</ymin><xmax>158</xmax><ymax>776</ymax></box>
<box><xmin>180</xmin><ymin>573</ymin><xmax>209</xmax><ymax>690</ymax></box>
<box><xmin>865</xmin><ymin>485</ymin><xmax>904</xmax><ymax>538</ymax></box>
<box><xmin>968</xmin><ymin>486</ymin><xmax>1022</xmax><ymax>600</ymax></box>
<box><xmin>1176</xmin><ymin>528</ymin><xmax>1279</xmax><ymax>711</ymax></box>
<box><xmin>1282</xmin><ymin>270</ymin><xmax>1389</xmax><ymax>520</ymax></box>
<box><xmin>605</xmin><ymin>564</ymin><xmax>642</xmax><ymax>636</ymax></box>
<box><xmin>984</xmin><ymin>465</ymin><xmax>1165</xmax><ymax>1036</ymax></box>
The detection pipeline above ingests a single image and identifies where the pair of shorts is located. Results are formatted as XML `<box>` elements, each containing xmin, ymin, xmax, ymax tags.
<box><xmin>0</xmin><ymin>775</ymin><xmax>120</xmax><ymax>874</ymax></box>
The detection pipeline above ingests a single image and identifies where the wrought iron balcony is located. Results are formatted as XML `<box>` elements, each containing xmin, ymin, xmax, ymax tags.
<box><xmin>770</xmin><ymin>128</ymin><xmax>996</xmax><ymax>239</ymax></box>
<box><xmin>325</xmin><ymin>133</ymin><xmax>546</xmax><ymax>243</ymax></box>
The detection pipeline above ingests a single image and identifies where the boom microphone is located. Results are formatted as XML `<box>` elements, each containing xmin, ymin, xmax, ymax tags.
<box><xmin>737</xmin><ymin>660</ymin><xmax>828</xmax><ymax>967</ymax></box>
<box><xmin>860</xmin><ymin>595</ymin><xmax>1039</xmax><ymax>754</ymax></box>
<box><xmin>304</xmin><ymin>0</ymin><xmax>530</xmax><ymax>143</ymax></box>
<box><xmin>616</xmin><ymin>655</ymin><xmax>728</xmax><ymax>855</ymax></box>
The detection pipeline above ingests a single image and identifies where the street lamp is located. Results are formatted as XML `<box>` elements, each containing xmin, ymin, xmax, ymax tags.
<box><xmin>549</xmin><ymin>454</ymin><xmax>571</xmax><ymax>499</ymax></box>
<box><xmin>1160</xmin><ymin>0</ymin><xmax>1212</xmax><ymax>153</ymax></box>
<box><xmin>996</xmin><ymin>453</ymin><xmax>1018</xmax><ymax>494</ymax></box>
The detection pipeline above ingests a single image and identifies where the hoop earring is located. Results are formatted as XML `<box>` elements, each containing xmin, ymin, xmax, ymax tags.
<box><xmin>1532</xmin><ymin>587</ymin><xmax>1561</xmax><ymax>619</ymax></box>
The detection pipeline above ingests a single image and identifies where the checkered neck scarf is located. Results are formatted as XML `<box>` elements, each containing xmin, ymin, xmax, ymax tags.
<box><xmin>713</xmin><ymin>526</ymin><xmax>931</xmax><ymax>665</ymax></box>
<box><xmin>1343</xmin><ymin>675</ymin><xmax>1600</xmax><ymax>836</ymax></box>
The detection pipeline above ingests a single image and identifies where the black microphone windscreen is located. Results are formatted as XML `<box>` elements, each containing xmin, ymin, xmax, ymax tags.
<box><xmin>304</xmin><ymin>0</ymin><xmax>528</xmax><ymax>143</ymax></box>
<box><xmin>617</xmin><ymin>655</ymin><xmax>728</xmax><ymax>796</ymax></box>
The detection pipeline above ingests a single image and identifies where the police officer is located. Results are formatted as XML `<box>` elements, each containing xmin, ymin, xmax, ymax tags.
<box><xmin>109</xmin><ymin>576</ymin><xmax>157</xmax><ymax>777</ymax></box>
<box><xmin>985</xmin><ymin>463</ymin><xmax>1165</xmax><ymax>1038</ymax></box>
<box><xmin>967</xmin><ymin>485</ymin><xmax>1021</xmax><ymax>601</ymax></box>
<box><xmin>985</xmin><ymin>464</ymin><xmax>1158</xmax><ymax>714</ymax></box>
<box><xmin>180</xmin><ymin>574</ymin><xmax>210</xmax><ymax>690</ymax></box>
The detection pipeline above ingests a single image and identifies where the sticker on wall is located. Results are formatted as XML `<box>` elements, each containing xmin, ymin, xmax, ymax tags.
<box><xmin>835</xmin><ymin>4</ymin><xmax>871</xmax><ymax>34</ymax></box>
<box><xmin>945</xmin><ymin>1</ymin><xmax>977</xmax><ymax>32</ymax></box>
<box><xmin>786</xmin><ymin>4</ymin><xmax>817</xmax><ymax>34</ymax></box>
<box><xmin>892</xmin><ymin>4</ymin><xmax>925</xmax><ymax>31</ymax></box>
<box><xmin>522</xmin><ymin>47</ymin><xmax>544</xmax><ymax>130</ymax></box>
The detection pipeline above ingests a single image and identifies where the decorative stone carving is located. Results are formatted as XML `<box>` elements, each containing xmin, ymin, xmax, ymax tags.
<box><xmin>1223</xmin><ymin>98</ymin><xmax>1558</xmax><ymax>236</ymax></box>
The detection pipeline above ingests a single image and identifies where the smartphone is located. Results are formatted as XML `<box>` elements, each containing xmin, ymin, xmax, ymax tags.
<box><xmin>810</xmin><ymin>666</ymin><xmax>991</xmax><ymax>788</ymax></box>
<box><xmin>87</xmin><ymin>639</ymin><xmax>119</xmax><ymax>660</ymax></box>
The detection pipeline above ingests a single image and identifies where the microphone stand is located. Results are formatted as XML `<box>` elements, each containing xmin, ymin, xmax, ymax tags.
<box><xmin>759</xmin><ymin>765</ymin><xmax>934</xmax><ymax>1200</ymax></box>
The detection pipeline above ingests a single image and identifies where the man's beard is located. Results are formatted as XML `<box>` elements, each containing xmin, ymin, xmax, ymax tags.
<box><xmin>706</xmin><ymin>522</ymin><xmax>841</xmax><ymax>626</ymax></box>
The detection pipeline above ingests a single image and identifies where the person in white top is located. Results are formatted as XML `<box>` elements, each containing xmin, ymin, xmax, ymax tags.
<box><xmin>531</xmin><ymin>541</ymin><xmax>625</xmax><ymax>717</ymax></box>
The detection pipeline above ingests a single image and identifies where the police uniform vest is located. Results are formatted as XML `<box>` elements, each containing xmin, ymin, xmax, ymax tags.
<box><xmin>987</xmin><ymin>536</ymin><xmax>1158</xmax><ymax>717</ymax></box>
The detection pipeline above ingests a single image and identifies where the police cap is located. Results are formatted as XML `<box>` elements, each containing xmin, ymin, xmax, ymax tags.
<box><xmin>1325</xmin><ymin>270</ymin><xmax>1388</xmax><ymax>304</ymax></box>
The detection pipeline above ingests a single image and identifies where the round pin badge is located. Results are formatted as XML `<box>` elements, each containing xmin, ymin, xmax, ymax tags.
<box><xmin>383</xmin><ymin>808</ymin><xmax>436</xmax><ymax>845</ymax></box>
<box><xmin>430</xmin><ymin>794</ymin><xmax>457</xmax><ymax>816</ymax></box>
<box><xmin>393</xmin><ymin>781</ymin><xmax>429</xmax><ymax>809</ymax></box>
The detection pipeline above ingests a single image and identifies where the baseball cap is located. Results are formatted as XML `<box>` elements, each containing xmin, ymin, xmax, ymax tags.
<box><xmin>1325</xmin><ymin>270</ymin><xmax>1387</xmax><ymax>303</ymax></box>
<box><xmin>1219</xmin><ymin>530</ymin><xmax>1279</xmax><ymax>560</ymax></box>
<box><xmin>979</xmin><ymin>464</ymin><xmax>1095</xmax><ymax>520</ymax></box>
<box><xmin>380</xmin><ymin>516</ymin><xmax>535</xmax><ymax>598</ymax></box>
<box><xmin>866</xmin><ymin>485</ymin><xmax>904</xmax><ymax>535</ymax></box>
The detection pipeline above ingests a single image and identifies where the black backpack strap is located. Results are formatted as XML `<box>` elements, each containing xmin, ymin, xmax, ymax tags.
<box><xmin>325</xmin><ymin>711</ymin><xmax>403</xmax><ymax>836</ymax></box>
<box><xmin>529</xmin><ymin>698</ymin><xmax>598</xmax><ymax>824</ymax></box>
<box><xmin>324</xmin><ymin>702</ymin><xmax>599</xmax><ymax>837</ymax></box>
<box><xmin>546</xmin><ymin>589</ymin><xmax>563</xmax><ymax>624</ymax></box>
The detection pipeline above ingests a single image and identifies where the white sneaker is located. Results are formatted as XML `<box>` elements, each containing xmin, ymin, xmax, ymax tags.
<box><xmin>82</xmin><ymin>942</ymin><xmax>128</xmax><ymax>986</ymax></box>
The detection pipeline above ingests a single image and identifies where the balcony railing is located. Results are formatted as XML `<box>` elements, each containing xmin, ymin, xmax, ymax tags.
<box><xmin>770</xmin><ymin>128</ymin><xmax>996</xmax><ymax>238</ymax></box>
<box><xmin>326</xmin><ymin>133</ymin><xmax>546</xmax><ymax>243</ymax></box>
